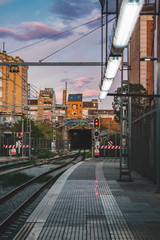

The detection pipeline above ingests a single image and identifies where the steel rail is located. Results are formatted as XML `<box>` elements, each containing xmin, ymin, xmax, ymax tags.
<box><xmin>0</xmin><ymin>153</ymin><xmax>79</xmax><ymax>204</ymax></box>
<box><xmin>0</xmin><ymin>153</ymin><xmax>79</xmax><ymax>177</ymax></box>
<box><xmin>0</xmin><ymin>153</ymin><xmax>84</xmax><ymax>231</ymax></box>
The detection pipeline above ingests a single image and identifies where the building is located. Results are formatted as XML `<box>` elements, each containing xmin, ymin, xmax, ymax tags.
<box><xmin>37</xmin><ymin>88</ymin><xmax>55</xmax><ymax>123</ymax></box>
<box><xmin>0</xmin><ymin>50</ymin><xmax>28</xmax><ymax>122</ymax></box>
<box><xmin>130</xmin><ymin>4</ymin><xmax>155</xmax><ymax>96</ymax></box>
<box><xmin>29</xmin><ymin>99</ymin><xmax>38</xmax><ymax>121</ymax></box>
<box><xmin>67</xmin><ymin>94</ymin><xmax>83</xmax><ymax>119</ymax></box>
<box><xmin>82</xmin><ymin>99</ymin><xmax>98</xmax><ymax>118</ymax></box>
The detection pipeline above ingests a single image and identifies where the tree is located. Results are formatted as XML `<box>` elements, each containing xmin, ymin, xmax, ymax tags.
<box><xmin>112</xmin><ymin>83</ymin><xmax>148</xmax><ymax>122</ymax></box>
<box><xmin>11</xmin><ymin>118</ymin><xmax>62</xmax><ymax>140</ymax></box>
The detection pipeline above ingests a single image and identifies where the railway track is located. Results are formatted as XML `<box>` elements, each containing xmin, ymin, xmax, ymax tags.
<box><xmin>0</xmin><ymin>153</ymin><xmax>85</xmax><ymax>239</ymax></box>
<box><xmin>0</xmin><ymin>152</ymin><xmax>79</xmax><ymax>177</ymax></box>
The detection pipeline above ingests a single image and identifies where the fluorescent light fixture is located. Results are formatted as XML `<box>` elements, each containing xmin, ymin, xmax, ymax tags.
<box><xmin>105</xmin><ymin>56</ymin><xmax>122</xmax><ymax>79</ymax></box>
<box><xmin>113</xmin><ymin>0</ymin><xmax>144</xmax><ymax>48</ymax></box>
<box><xmin>101</xmin><ymin>78</ymin><xmax>113</xmax><ymax>91</ymax></box>
<box><xmin>99</xmin><ymin>78</ymin><xmax>113</xmax><ymax>100</ymax></box>
<box><xmin>99</xmin><ymin>91</ymin><xmax>108</xmax><ymax>100</ymax></box>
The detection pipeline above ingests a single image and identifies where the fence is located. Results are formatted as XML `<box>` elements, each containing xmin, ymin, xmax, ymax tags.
<box><xmin>0</xmin><ymin>133</ymin><xmax>69</xmax><ymax>157</ymax></box>
<box><xmin>131</xmin><ymin>108</ymin><xmax>157</xmax><ymax>183</ymax></box>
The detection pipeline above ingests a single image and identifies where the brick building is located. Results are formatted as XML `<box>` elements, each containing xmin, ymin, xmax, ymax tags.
<box><xmin>37</xmin><ymin>88</ymin><xmax>55</xmax><ymax>123</ymax></box>
<box><xmin>82</xmin><ymin>99</ymin><xmax>98</xmax><ymax>118</ymax></box>
<box><xmin>0</xmin><ymin>50</ymin><xmax>28</xmax><ymax>122</ymax></box>
<box><xmin>130</xmin><ymin>4</ymin><xmax>155</xmax><ymax>95</ymax></box>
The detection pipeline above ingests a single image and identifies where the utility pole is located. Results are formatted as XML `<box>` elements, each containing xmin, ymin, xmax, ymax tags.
<box><xmin>22</xmin><ymin>118</ymin><xmax>24</xmax><ymax>157</ymax></box>
<box><xmin>28</xmin><ymin>84</ymin><xmax>31</xmax><ymax>160</ymax></box>
<box><xmin>64</xmin><ymin>82</ymin><xmax>68</xmax><ymax>151</ymax></box>
<box><xmin>51</xmin><ymin>90</ymin><xmax>56</xmax><ymax>151</ymax></box>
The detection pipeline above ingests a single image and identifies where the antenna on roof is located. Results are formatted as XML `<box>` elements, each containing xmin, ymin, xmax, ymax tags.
<box><xmin>3</xmin><ymin>42</ymin><xmax>5</xmax><ymax>52</ymax></box>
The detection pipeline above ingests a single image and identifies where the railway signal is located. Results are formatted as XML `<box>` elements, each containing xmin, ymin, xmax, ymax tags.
<box><xmin>94</xmin><ymin>130</ymin><xmax>99</xmax><ymax>141</ymax></box>
<box><xmin>94</xmin><ymin>118</ymin><xmax>100</xmax><ymax>129</ymax></box>
<box><xmin>16</xmin><ymin>132</ymin><xmax>23</xmax><ymax>139</ymax></box>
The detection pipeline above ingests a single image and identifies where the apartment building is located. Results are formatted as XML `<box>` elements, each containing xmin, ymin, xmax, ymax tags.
<box><xmin>0</xmin><ymin>50</ymin><xmax>28</xmax><ymax>122</ymax></box>
<box><xmin>67</xmin><ymin>94</ymin><xmax>83</xmax><ymax>119</ymax></box>
<box><xmin>30</xmin><ymin>99</ymin><xmax>38</xmax><ymax>121</ymax></box>
<box><xmin>37</xmin><ymin>88</ymin><xmax>55</xmax><ymax>122</ymax></box>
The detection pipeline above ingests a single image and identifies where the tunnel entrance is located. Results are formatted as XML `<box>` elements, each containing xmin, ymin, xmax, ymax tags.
<box><xmin>68</xmin><ymin>129</ymin><xmax>92</xmax><ymax>150</ymax></box>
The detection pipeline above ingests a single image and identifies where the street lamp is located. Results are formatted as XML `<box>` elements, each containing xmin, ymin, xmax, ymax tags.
<box><xmin>140</xmin><ymin>56</ymin><xmax>160</xmax><ymax>191</ymax></box>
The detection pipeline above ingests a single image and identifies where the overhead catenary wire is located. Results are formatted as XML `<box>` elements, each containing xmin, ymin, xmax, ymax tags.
<box><xmin>8</xmin><ymin>17</ymin><xmax>104</xmax><ymax>55</ymax></box>
<box><xmin>39</xmin><ymin>25</ymin><xmax>102</xmax><ymax>62</ymax></box>
<box><xmin>0</xmin><ymin>16</ymin><xmax>115</xmax><ymax>104</ymax></box>
<box><xmin>39</xmin><ymin>16</ymin><xmax>116</xmax><ymax>62</ymax></box>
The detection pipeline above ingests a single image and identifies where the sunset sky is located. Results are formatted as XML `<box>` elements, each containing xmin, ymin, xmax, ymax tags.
<box><xmin>0</xmin><ymin>0</ymin><xmax>121</xmax><ymax>109</ymax></box>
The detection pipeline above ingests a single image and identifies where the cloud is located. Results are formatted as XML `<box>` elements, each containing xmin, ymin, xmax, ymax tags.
<box><xmin>62</xmin><ymin>77</ymin><xmax>93</xmax><ymax>88</ymax></box>
<box><xmin>0</xmin><ymin>0</ymin><xmax>13</xmax><ymax>5</ymax></box>
<box><xmin>49</xmin><ymin>0</ymin><xmax>100</xmax><ymax>21</ymax></box>
<box><xmin>0</xmin><ymin>22</ymin><xmax>73</xmax><ymax>41</ymax></box>
<box><xmin>60</xmin><ymin>78</ymin><xmax>71</xmax><ymax>83</ymax></box>
<box><xmin>72</xmin><ymin>77</ymin><xmax>93</xmax><ymax>88</ymax></box>
<box><xmin>83</xmin><ymin>88</ymin><xmax>99</xmax><ymax>98</ymax></box>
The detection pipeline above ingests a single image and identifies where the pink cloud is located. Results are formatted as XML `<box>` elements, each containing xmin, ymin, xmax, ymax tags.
<box><xmin>73</xmin><ymin>77</ymin><xmax>91</xmax><ymax>88</ymax></box>
<box><xmin>0</xmin><ymin>22</ymin><xmax>72</xmax><ymax>41</ymax></box>
<box><xmin>83</xmin><ymin>89</ymin><xmax>99</xmax><ymax>97</ymax></box>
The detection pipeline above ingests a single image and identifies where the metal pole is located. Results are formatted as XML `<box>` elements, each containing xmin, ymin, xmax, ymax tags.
<box><xmin>22</xmin><ymin>119</ymin><xmax>24</xmax><ymax>157</ymax></box>
<box><xmin>128</xmin><ymin>96</ymin><xmax>132</xmax><ymax>173</ymax></box>
<box><xmin>52</xmin><ymin>90</ymin><xmax>56</xmax><ymax>151</ymax></box>
<box><xmin>156</xmin><ymin>60</ymin><xmax>160</xmax><ymax>191</ymax></box>
<box><xmin>103</xmin><ymin>138</ymin><xmax>106</xmax><ymax>158</ymax></box>
<box><xmin>0</xmin><ymin>118</ymin><xmax>1</xmax><ymax>156</ymax></box>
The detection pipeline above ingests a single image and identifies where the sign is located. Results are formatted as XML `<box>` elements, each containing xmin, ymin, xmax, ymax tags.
<box><xmin>94</xmin><ymin>148</ymin><xmax>99</xmax><ymax>156</ymax></box>
<box><xmin>122</xmin><ymin>138</ymin><xmax>126</xmax><ymax>146</ymax></box>
<box><xmin>11</xmin><ymin>149</ymin><xmax>16</xmax><ymax>155</ymax></box>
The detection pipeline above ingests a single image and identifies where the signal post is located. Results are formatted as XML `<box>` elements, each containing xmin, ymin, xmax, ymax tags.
<box><xmin>93</xmin><ymin>118</ymin><xmax>100</xmax><ymax>157</ymax></box>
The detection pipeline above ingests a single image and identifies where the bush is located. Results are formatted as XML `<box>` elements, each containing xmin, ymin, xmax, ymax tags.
<box><xmin>31</xmin><ymin>149</ymin><xmax>57</xmax><ymax>159</ymax></box>
<box><xmin>85</xmin><ymin>150</ymin><xmax>92</xmax><ymax>158</ymax></box>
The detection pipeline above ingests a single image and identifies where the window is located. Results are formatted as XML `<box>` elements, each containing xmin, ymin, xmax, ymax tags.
<box><xmin>72</xmin><ymin>104</ymin><xmax>77</xmax><ymax>109</ymax></box>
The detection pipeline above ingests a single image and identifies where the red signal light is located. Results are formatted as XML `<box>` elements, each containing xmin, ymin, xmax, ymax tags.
<box><xmin>20</xmin><ymin>132</ymin><xmax>23</xmax><ymax>136</ymax></box>
<box><xmin>94</xmin><ymin>118</ymin><xmax>99</xmax><ymax>129</ymax></box>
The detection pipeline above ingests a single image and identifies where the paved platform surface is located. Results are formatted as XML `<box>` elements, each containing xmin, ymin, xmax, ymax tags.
<box><xmin>14</xmin><ymin>158</ymin><xmax>160</xmax><ymax>240</ymax></box>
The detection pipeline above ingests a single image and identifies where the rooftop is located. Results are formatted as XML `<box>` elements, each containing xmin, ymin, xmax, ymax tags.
<box><xmin>68</xmin><ymin>94</ymin><xmax>82</xmax><ymax>102</ymax></box>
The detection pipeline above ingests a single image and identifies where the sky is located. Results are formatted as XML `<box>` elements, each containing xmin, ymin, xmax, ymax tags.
<box><xmin>0</xmin><ymin>0</ymin><xmax>121</xmax><ymax>109</ymax></box>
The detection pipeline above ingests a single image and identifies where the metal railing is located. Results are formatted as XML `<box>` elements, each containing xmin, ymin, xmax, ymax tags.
<box><xmin>131</xmin><ymin>108</ymin><xmax>157</xmax><ymax>183</ymax></box>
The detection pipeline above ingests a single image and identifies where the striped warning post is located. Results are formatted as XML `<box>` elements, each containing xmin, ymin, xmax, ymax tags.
<box><xmin>3</xmin><ymin>145</ymin><xmax>29</xmax><ymax>149</ymax></box>
<box><xmin>108</xmin><ymin>141</ymin><xmax>113</xmax><ymax>146</ymax></box>
<box><xmin>99</xmin><ymin>145</ymin><xmax>127</xmax><ymax>149</ymax></box>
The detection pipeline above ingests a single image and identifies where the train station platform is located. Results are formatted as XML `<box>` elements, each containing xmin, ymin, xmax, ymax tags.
<box><xmin>14</xmin><ymin>158</ymin><xmax>160</xmax><ymax>240</ymax></box>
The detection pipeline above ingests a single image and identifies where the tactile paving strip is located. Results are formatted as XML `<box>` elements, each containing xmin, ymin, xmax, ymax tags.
<box><xmin>14</xmin><ymin>159</ymin><xmax>160</xmax><ymax>240</ymax></box>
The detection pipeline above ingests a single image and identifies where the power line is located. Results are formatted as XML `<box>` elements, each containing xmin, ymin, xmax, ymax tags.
<box><xmin>8</xmin><ymin>17</ymin><xmax>103</xmax><ymax>55</ymax></box>
<box><xmin>39</xmin><ymin>25</ymin><xmax>102</xmax><ymax>62</ymax></box>
<box><xmin>39</xmin><ymin>16</ymin><xmax>116</xmax><ymax>62</ymax></box>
